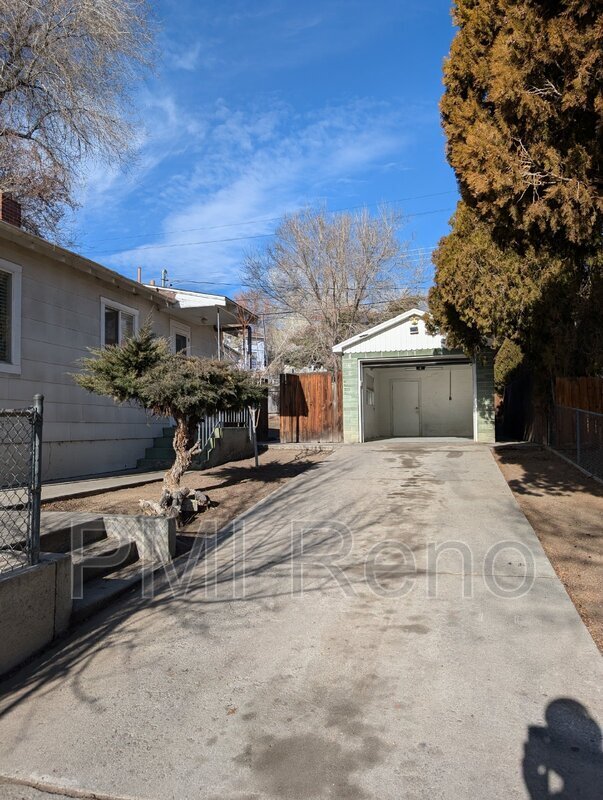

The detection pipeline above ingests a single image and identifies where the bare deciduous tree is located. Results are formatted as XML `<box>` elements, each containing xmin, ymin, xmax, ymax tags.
<box><xmin>0</xmin><ymin>0</ymin><xmax>154</xmax><ymax>236</ymax></box>
<box><xmin>244</xmin><ymin>207</ymin><xmax>423</xmax><ymax>373</ymax></box>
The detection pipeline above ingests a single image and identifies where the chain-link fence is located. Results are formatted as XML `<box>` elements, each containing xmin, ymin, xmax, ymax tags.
<box><xmin>0</xmin><ymin>395</ymin><xmax>43</xmax><ymax>573</ymax></box>
<box><xmin>551</xmin><ymin>405</ymin><xmax>603</xmax><ymax>480</ymax></box>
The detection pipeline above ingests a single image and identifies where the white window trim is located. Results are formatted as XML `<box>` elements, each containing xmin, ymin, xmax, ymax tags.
<box><xmin>100</xmin><ymin>296</ymin><xmax>139</xmax><ymax>347</ymax></box>
<box><xmin>0</xmin><ymin>258</ymin><xmax>22</xmax><ymax>375</ymax></box>
<box><xmin>169</xmin><ymin>320</ymin><xmax>192</xmax><ymax>355</ymax></box>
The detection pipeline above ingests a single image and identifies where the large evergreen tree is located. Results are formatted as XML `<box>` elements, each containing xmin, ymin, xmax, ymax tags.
<box><xmin>431</xmin><ymin>0</ymin><xmax>602</xmax><ymax>383</ymax></box>
<box><xmin>442</xmin><ymin>0</ymin><xmax>601</xmax><ymax>254</ymax></box>
<box><xmin>428</xmin><ymin>203</ymin><xmax>603</xmax><ymax>384</ymax></box>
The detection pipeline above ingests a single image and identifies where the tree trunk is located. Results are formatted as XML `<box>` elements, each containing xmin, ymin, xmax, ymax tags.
<box><xmin>163</xmin><ymin>417</ymin><xmax>198</xmax><ymax>492</ymax></box>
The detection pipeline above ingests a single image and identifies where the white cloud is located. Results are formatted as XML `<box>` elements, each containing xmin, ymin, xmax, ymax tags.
<box><xmin>82</xmin><ymin>96</ymin><xmax>410</xmax><ymax>290</ymax></box>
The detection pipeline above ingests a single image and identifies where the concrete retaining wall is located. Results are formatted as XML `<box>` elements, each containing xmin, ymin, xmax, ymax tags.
<box><xmin>206</xmin><ymin>427</ymin><xmax>254</xmax><ymax>468</ymax></box>
<box><xmin>103</xmin><ymin>515</ymin><xmax>176</xmax><ymax>563</ymax></box>
<box><xmin>0</xmin><ymin>553</ymin><xmax>72</xmax><ymax>676</ymax></box>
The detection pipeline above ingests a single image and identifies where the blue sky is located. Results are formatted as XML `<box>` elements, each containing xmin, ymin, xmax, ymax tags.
<box><xmin>74</xmin><ymin>0</ymin><xmax>458</xmax><ymax>296</ymax></box>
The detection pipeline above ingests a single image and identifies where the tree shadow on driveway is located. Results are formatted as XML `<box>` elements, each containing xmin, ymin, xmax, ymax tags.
<box><xmin>495</xmin><ymin>443</ymin><xmax>603</xmax><ymax>498</ymax></box>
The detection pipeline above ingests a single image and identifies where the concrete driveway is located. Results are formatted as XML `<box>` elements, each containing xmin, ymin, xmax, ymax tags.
<box><xmin>1</xmin><ymin>440</ymin><xmax>602</xmax><ymax>800</ymax></box>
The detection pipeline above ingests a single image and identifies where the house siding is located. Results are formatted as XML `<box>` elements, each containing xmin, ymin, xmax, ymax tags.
<box><xmin>0</xmin><ymin>236</ymin><xmax>220</xmax><ymax>479</ymax></box>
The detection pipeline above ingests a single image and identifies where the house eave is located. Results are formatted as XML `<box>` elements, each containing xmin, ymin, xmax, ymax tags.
<box><xmin>145</xmin><ymin>286</ymin><xmax>258</xmax><ymax>327</ymax></box>
<box><xmin>0</xmin><ymin>220</ymin><xmax>174</xmax><ymax>309</ymax></box>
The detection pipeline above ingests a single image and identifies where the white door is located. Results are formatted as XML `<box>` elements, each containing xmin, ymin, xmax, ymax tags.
<box><xmin>392</xmin><ymin>380</ymin><xmax>420</xmax><ymax>436</ymax></box>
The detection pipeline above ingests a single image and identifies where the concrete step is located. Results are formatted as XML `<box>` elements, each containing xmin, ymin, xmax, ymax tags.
<box><xmin>150</xmin><ymin>436</ymin><xmax>175</xmax><ymax>449</ymax></box>
<box><xmin>71</xmin><ymin>537</ymin><xmax>139</xmax><ymax>584</ymax></box>
<box><xmin>144</xmin><ymin>444</ymin><xmax>211</xmax><ymax>461</ymax></box>
<box><xmin>136</xmin><ymin>458</ymin><xmax>173</xmax><ymax>470</ymax></box>
<box><xmin>72</xmin><ymin>526</ymin><xmax>185</xmax><ymax>623</ymax></box>
<box><xmin>162</xmin><ymin>426</ymin><xmax>175</xmax><ymax>438</ymax></box>
<box><xmin>71</xmin><ymin>560</ymin><xmax>148</xmax><ymax>623</ymax></box>
<box><xmin>143</xmin><ymin>446</ymin><xmax>176</xmax><ymax>460</ymax></box>
<box><xmin>40</xmin><ymin>515</ymin><xmax>106</xmax><ymax>554</ymax></box>
<box><xmin>137</xmin><ymin>456</ymin><xmax>208</xmax><ymax>471</ymax></box>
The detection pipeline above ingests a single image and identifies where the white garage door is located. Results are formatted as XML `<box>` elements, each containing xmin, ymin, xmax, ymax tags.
<box><xmin>365</xmin><ymin>363</ymin><xmax>474</xmax><ymax>439</ymax></box>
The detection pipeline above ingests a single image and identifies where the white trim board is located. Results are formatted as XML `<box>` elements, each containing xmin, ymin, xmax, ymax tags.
<box><xmin>0</xmin><ymin>257</ymin><xmax>22</xmax><ymax>375</ymax></box>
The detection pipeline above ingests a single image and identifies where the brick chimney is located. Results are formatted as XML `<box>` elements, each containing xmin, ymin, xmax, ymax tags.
<box><xmin>0</xmin><ymin>194</ymin><xmax>22</xmax><ymax>227</ymax></box>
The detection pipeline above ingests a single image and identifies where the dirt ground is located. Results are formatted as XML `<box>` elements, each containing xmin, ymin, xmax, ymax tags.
<box><xmin>495</xmin><ymin>444</ymin><xmax>603</xmax><ymax>652</ymax></box>
<box><xmin>43</xmin><ymin>448</ymin><xmax>329</xmax><ymax>536</ymax></box>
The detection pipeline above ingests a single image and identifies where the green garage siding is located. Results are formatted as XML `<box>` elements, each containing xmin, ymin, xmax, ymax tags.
<box><xmin>342</xmin><ymin>357</ymin><xmax>360</xmax><ymax>442</ymax></box>
<box><xmin>475</xmin><ymin>351</ymin><xmax>496</xmax><ymax>444</ymax></box>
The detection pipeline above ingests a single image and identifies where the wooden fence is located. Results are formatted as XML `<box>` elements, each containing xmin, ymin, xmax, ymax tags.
<box><xmin>280</xmin><ymin>372</ymin><xmax>343</xmax><ymax>443</ymax></box>
<box><xmin>555</xmin><ymin>377</ymin><xmax>603</xmax><ymax>414</ymax></box>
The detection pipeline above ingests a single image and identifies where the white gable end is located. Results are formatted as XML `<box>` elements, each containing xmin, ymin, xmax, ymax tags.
<box><xmin>334</xmin><ymin>309</ymin><xmax>444</xmax><ymax>354</ymax></box>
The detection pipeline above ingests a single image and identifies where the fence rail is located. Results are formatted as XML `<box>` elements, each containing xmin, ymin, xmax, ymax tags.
<box><xmin>551</xmin><ymin>404</ymin><xmax>603</xmax><ymax>481</ymax></box>
<box><xmin>0</xmin><ymin>395</ymin><xmax>43</xmax><ymax>573</ymax></box>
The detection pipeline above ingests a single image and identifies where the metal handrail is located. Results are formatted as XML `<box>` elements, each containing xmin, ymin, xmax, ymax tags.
<box><xmin>196</xmin><ymin>408</ymin><xmax>250</xmax><ymax>453</ymax></box>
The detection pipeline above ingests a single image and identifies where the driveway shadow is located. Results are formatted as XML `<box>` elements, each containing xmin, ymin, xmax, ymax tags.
<box><xmin>201</xmin><ymin>454</ymin><xmax>325</xmax><ymax>493</ymax></box>
<box><xmin>495</xmin><ymin>444</ymin><xmax>603</xmax><ymax>498</ymax></box>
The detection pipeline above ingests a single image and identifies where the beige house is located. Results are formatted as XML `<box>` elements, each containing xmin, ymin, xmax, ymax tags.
<box><xmin>0</xmin><ymin>208</ymin><xmax>249</xmax><ymax>480</ymax></box>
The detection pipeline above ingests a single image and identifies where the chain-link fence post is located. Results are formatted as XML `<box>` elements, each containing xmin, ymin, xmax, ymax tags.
<box><xmin>29</xmin><ymin>394</ymin><xmax>43</xmax><ymax>566</ymax></box>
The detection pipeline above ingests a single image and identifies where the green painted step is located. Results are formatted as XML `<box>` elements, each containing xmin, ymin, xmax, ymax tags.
<box><xmin>137</xmin><ymin>458</ymin><xmax>208</xmax><ymax>471</ymax></box>
<box><xmin>137</xmin><ymin>424</ymin><xmax>217</xmax><ymax>471</ymax></box>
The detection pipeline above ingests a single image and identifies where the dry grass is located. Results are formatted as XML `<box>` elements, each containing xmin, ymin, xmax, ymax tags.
<box><xmin>43</xmin><ymin>448</ymin><xmax>329</xmax><ymax>536</ymax></box>
<box><xmin>495</xmin><ymin>444</ymin><xmax>603</xmax><ymax>652</ymax></box>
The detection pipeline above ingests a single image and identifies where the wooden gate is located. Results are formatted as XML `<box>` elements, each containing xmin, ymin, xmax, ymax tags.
<box><xmin>280</xmin><ymin>372</ymin><xmax>343</xmax><ymax>443</ymax></box>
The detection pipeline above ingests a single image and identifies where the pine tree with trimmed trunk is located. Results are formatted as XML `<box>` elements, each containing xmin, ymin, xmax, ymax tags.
<box><xmin>75</xmin><ymin>324</ymin><xmax>266</xmax><ymax>493</ymax></box>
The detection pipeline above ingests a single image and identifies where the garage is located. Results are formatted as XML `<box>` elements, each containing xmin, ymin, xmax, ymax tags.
<box><xmin>333</xmin><ymin>309</ymin><xmax>495</xmax><ymax>444</ymax></box>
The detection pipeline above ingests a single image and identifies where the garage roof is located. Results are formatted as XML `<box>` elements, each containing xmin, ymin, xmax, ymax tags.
<box><xmin>332</xmin><ymin>308</ymin><xmax>429</xmax><ymax>353</ymax></box>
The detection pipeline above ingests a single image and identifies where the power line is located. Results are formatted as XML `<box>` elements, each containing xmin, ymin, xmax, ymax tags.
<box><xmin>89</xmin><ymin>208</ymin><xmax>452</xmax><ymax>256</ymax></box>
<box><xmin>80</xmin><ymin>190</ymin><xmax>457</xmax><ymax>251</ymax></box>
<box><xmin>252</xmin><ymin>296</ymin><xmax>434</xmax><ymax>318</ymax></box>
<box><xmin>164</xmin><ymin>247</ymin><xmax>436</xmax><ymax>290</ymax></box>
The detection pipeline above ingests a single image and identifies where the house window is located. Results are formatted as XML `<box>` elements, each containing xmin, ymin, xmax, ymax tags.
<box><xmin>169</xmin><ymin>320</ymin><xmax>191</xmax><ymax>355</ymax></box>
<box><xmin>0</xmin><ymin>259</ymin><xmax>22</xmax><ymax>374</ymax></box>
<box><xmin>410</xmin><ymin>325</ymin><xmax>419</xmax><ymax>335</ymax></box>
<box><xmin>0</xmin><ymin>271</ymin><xmax>11</xmax><ymax>363</ymax></box>
<box><xmin>100</xmin><ymin>298</ymin><xmax>138</xmax><ymax>347</ymax></box>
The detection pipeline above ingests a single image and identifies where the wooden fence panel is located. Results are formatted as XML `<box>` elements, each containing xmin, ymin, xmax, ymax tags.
<box><xmin>280</xmin><ymin>372</ymin><xmax>342</xmax><ymax>443</ymax></box>
<box><xmin>555</xmin><ymin>378</ymin><xmax>603</xmax><ymax>414</ymax></box>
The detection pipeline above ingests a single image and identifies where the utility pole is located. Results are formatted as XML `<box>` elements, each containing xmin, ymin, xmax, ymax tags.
<box><xmin>216</xmin><ymin>307</ymin><xmax>221</xmax><ymax>360</ymax></box>
<box><xmin>262</xmin><ymin>314</ymin><xmax>268</xmax><ymax>368</ymax></box>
